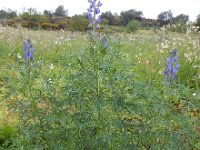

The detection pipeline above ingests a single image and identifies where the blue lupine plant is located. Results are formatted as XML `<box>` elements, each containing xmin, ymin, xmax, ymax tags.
<box><xmin>87</xmin><ymin>0</ymin><xmax>108</xmax><ymax>49</ymax></box>
<box><xmin>87</xmin><ymin>0</ymin><xmax>102</xmax><ymax>30</ymax></box>
<box><xmin>23</xmin><ymin>39</ymin><xmax>35</xmax><ymax>65</ymax></box>
<box><xmin>164</xmin><ymin>49</ymin><xmax>180</xmax><ymax>86</ymax></box>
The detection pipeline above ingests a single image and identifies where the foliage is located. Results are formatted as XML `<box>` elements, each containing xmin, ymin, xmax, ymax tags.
<box><xmin>157</xmin><ymin>10</ymin><xmax>173</xmax><ymax>26</ymax></box>
<box><xmin>0</xmin><ymin>6</ymin><xmax>200</xmax><ymax>149</ymax></box>
<box><xmin>54</xmin><ymin>5</ymin><xmax>68</xmax><ymax>17</ymax></box>
<box><xmin>101</xmin><ymin>11</ymin><xmax>121</xmax><ymax>26</ymax></box>
<box><xmin>169</xmin><ymin>23</ymin><xmax>187</xmax><ymax>33</ymax></box>
<box><xmin>21</xmin><ymin>21</ymin><xmax>39</xmax><ymax>30</ymax></box>
<box><xmin>57</xmin><ymin>21</ymin><xmax>68</xmax><ymax>30</ymax></box>
<box><xmin>120</xmin><ymin>9</ymin><xmax>143</xmax><ymax>26</ymax></box>
<box><xmin>21</xmin><ymin>12</ymin><xmax>48</xmax><ymax>23</ymax></box>
<box><xmin>141</xmin><ymin>18</ymin><xmax>158</xmax><ymax>29</ymax></box>
<box><xmin>173</xmin><ymin>14</ymin><xmax>189</xmax><ymax>24</ymax></box>
<box><xmin>69</xmin><ymin>15</ymin><xmax>89</xmax><ymax>31</ymax></box>
<box><xmin>196</xmin><ymin>14</ymin><xmax>200</xmax><ymax>31</ymax></box>
<box><xmin>40</xmin><ymin>23</ymin><xmax>59</xmax><ymax>30</ymax></box>
<box><xmin>0</xmin><ymin>7</ymin><xmax>194</xmax><ymax>34</ymax></box>
<box><xmin>0</xmin><ymin>9</ymin><xmax>17</xmax><ymax>19</ymax></box>
<box><xmin>0</xmin><ymin>125</ymin><xmax>15</xmax><ymax>147</ymax></box>
<box><xmin>126</xmin><ymin>19</ymin><xmax>141</xmax><ymax>33</ymax></box>
<box><xmin>168</xmin><ymin>14</ymin><xmax>189</xmax><ymax>33</ymax></box>
<box><xmin>179</xmin><ymin>59</ymin><xmax>200</xmax><ymax>88</ymax></box>
<box><xmin>43</xmin><ymin>10</ymin><xmax>53</xmax><ymax>23</ymax></box>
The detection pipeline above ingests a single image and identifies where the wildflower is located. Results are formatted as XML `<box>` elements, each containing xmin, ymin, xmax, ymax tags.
<box><xmin>100</xmin><ymin>37</ymin><xmax>108</xmax><ymax>49</ymax></box>
<box><xmin>87</xmin><ymin>0</ymin><xmax>102</xmax><ymax>29</ymax></box>
<box><xmin>97</xmin><ymin>16</ymin><xmax>102</xmax><ymax>23</ymax></box>
<box><xmin>164</xmin><ymin>49</ymin><xmax>180</xmax><ymax>85</ymax></box>
<box><xmin>87</xmin><ymin>0</ymin><xmax>108</xmax><ymax>49</ymax></box>
<box><xmin>48</xmin><ymin>78</ymin><xmax>52</xmax><ymax>83</ymax></box>
<box><xmin>94</xmin><ymin>8</ymin><xmax>100</xmax><ymax>14</ymax></box>
<box><xmin>193</xmin><ymin>93</ymin><xmax>197</xmax><ymax>96</ymax></box>
<box><xmin>17</xmin><ymin>53</ymin><xmax>22</xmax><ymax>59</ymax></box>
<box><xmin>104</xmin><ymin>39</ymin><xmax>108</xmax><ymax>49</ymax></box>
<box><xmin>23</xmin><ymin>39</ymin><xmax>35</xmax><ymax>65</ymax></box>
<box><xmin>97</xmin><ymin>1</ymin><xmax>102</xmax><ymax>7</ymax></box>
<box><xmin>49</xmin><ymin>64</ymin><xmax>55</xmax><ymax>70</ymax></box>
<box><xmin>158</xmin><ymin>70</ymin><xmax>163</xmax><ymax>75</ymax></box>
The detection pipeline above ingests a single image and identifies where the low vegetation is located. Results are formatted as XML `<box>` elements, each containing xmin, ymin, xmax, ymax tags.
<box><xmin>0</xmin><ymin>24</ymin><xmax>199</xmax><ymax>149</ymax></box>
<box><xmin>0</xmin><ymin>1</ymin><xmax>200</xmax><ymax>149</ymax></box>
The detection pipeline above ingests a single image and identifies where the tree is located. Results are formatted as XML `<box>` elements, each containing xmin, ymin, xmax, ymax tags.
<box><xmin>141</xmin><ymin>19</ymin><xmax>158</xmax><ymax>29</ymax></box>
<box><xmin>120</xmin><ymin>9</ymin><xmax>143</xmax><ymax>25</ymax></box>
<box><xmin>44</xmin><ymin>10</ymin><xmax>53</xmax><ymax>23</ymax></box>
<box><xmin>21</xmin><ymin>9</ymin><xmax>48</xmax><ymax>26</ymax></box>
<box><xmin>157</xmin><ymin>10</ymin><xmax>173</xmax><ymax>26</ymax></box>
<box><xmin>101</xmin><ymin>11</ymin><xmax>121</xmax><ymax>26</ymax></box>
<box><xmin>0</xmin><ymin>9</ymin><xmax>17</xmax><ymax>19</ymax></box>
<box><xmin>27</xmin><ymin>8</ymin><xmax>37</xmax><ymax>14</ymax></box>
<box><xmin>173</xmin><ymin>14</ymin><xmax>189</xmax><ymax>24</ymax></box>
<box><xmin>196</xmin><ymin>14</ymin><xmax>200</xmax><ymax>31</ymax></box>
<box><xmin>0</xmin><ymin>9</ymin><xmax>8</xmax><ymax>19</ymax></box>
<box><xmin>6</xmin><ymin>9</ymin><xmax>17</xmax><ymax>19</ymax></box>
<box><xmin>101</xmin><ymin>11</ymin><xmax>115</xmax><ymax>25</ymax></box>
<box><xmin>54</xmin><ymin>5</ymin><xmax>68</xmax><ymax>17</ymax></box>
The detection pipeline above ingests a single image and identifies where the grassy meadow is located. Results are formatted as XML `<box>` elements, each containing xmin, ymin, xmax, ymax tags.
<box><xmin>0</xmin><ymin>25</ymin><xmax>200</xmax><ymax>149</ymax></box>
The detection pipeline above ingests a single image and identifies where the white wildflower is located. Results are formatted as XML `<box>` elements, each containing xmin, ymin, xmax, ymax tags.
<box><xmin>158</xmin><ymin>70</ymin><xmax>163</xmax><ymax>75</ymax></box>
<box><xmin>49</xmin><ymin>64</ymin><xmax>55</xmax><ymax>70</ymax></box>
<box><xmin>17</xmin><ymin>53</ymin><xmax>22</xmax><ymax>59</ymax></box>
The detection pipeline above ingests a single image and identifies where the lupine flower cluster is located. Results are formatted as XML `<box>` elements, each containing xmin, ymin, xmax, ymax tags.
<box><xmin>87</xmin><ymin>0</ymin><xmax>102</xmax><ymax>29</ymax></box>
<box><xmin>87</xmin><ymin>0</ymin><xmax>108</xmax><ymax>49</ymax></box>
<box><xmin>100</xmin><ymin>36</ymin><xmax>108</xmax><ymax>49</ymax></box>
<box><xmin>164</xmin><ymin>49</ymin><xmax>180</xmax><ymax>85</ymax></box>
<box><xmin>23</xmin><ymin>39</ymin><xmax>36</xmax><ymax>65</ymax></box>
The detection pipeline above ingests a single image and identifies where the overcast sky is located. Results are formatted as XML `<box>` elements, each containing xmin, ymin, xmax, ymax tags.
<box><xmin>0</xmin><ymin>0</ymin><xmax>199</xmax><ymax>21</ymax></box>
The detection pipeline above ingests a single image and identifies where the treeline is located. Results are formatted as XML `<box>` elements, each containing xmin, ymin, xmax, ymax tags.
<box><xmin>0</xmin><ymin>5</ymin><xmax>200</xmax><ymax>32</ymax></box>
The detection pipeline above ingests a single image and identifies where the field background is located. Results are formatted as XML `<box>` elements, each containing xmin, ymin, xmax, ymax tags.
<box><xmin>0</xmin><ymin>25</ymin><xmax>200</xmax><ymax>149</ymax></box>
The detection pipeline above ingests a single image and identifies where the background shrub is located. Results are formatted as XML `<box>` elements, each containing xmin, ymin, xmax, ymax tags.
<box><xmin>21</xmin><ymin>21</ymin><xmax>39</xmax><ymax>29</ymax></box>
<box><xmin>69</xmin><ymin>15</ymin><xmax>89</xmax><ymax>31</ymax></box>
<box><xmin>57</xmin><ymin>21</ymin><xmax>68</xmax><ymax>30</ymax></box>
<box><xmin>169</xmin><ymin>23</ymin><xmax>187</xmax><ymax>33</ymax></box>
<box><xmin>126</xmin><ymin>19</ymin><xmax>141</xmax><ymax>33</ymax></box>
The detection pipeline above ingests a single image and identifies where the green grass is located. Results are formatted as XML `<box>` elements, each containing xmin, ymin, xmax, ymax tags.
<box><xmin>0</xmin><ymin>26</ymin><xmax>199</xmax><ymax>149</ymax></box>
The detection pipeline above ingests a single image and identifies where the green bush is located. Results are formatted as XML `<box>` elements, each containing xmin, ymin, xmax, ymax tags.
<box><xmin>126</xmin><ymin>19</ymin><xmax>141</xmax><ymax>33</ymax></box>
<box><xmin>170</xmin><ymin>23</ymin><xmax>187</xmax><ymax>33</ymax></box>
<box><xmin>21</xmin><ymin>21</ymin><xmax>39</xmax><ymax>29</ymax></box>
<box><xmin>69</xmin><ymin>15</ymin><xmax>89</xmax><ymax>31</ymax></box>
<box><xmin>40</xmin><ymin>23</ymin><xmax>59</xmax><ymax>30</ymax></box>
<box><xmin>21</xmin><ymin>13</ymin><xmax>48</xmax><ymax>23</ymax></box>
<box><xmin>57</xmin><ymin>21</ymin><xmax>68</xmax><ymax>30</ymax></box>
<box><xmin>0</xmin><ymin>125</ymin><xmax>15</xmax><ymax>147</ymax></box>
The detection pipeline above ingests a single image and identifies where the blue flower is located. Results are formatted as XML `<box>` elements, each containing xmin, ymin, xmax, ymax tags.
<box><xmin>164</xmin><ymin>49</ymin><xmax>180</xmax><ymax>85</ymax></box>
<box><xmin>88</xmin><ymin>0</ymin><xmax>93</xmax><ymax>3</ymax></box>
<box><xmin>97</xmin><ymin>16</ymin><xmax>102</xmax><ymax>23</ymax></box>
<box><xmin>87</xmin><ymin>7</ymin><xmax>93</xmax><ymax>13</ymax></box>
<box><xmin>87</xmin><ymin>12</ymin><xmax>93</xmax><ymax>19</ymax></box>
<box><xmin>100</xmin><ymin>37</ymin><xmax>108</xmax><ymax>49</ymax></box>
<box><xmin>87</xmin><ymin>0</ymin><xmax>102</xmax><ymax>28</ymax></box>
<box><xmin>94</xmin><ymin>8</ymin><xmax>100</xmax><ymax>14</ymax></box>
<box><xmin>87</xmin><ymin>0</ymin><xmax>108</xmax><ymax>49</ymax></box>
<box><xmin>104</xmin><ymin>40</ymin><xmax>108</xmax><ymax>49</ymax></box>
<box><xmin>23</xmin><ymin>39</ymin><xmax>35</xmax><ymax>64</ymax></box>
<box><xmin>97</xmin><ymin>1</ymin><xmax>102</xmax><ymax>7</ymax></box>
